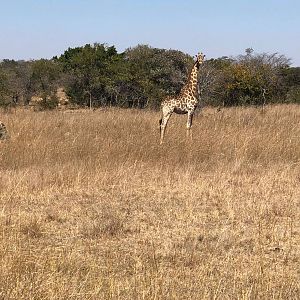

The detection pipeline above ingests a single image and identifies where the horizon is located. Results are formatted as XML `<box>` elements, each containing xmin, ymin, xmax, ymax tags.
<box><xmin>1</xmin><ymin>0</ymin><xmax>300</xmax><ymax>66</ymax></box>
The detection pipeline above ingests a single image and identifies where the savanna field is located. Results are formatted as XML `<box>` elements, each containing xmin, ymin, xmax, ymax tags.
<box><xmin>0</xmin><ymin>105</ymin><xmax>299</xmax><ymax>299</ymax></box>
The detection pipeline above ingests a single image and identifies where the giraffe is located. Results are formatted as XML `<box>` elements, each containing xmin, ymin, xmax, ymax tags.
<box><xmin>0</xmin><ymin>121</ymin><xmax>9</xmax><ymax>140</ymax></box>
<box><xmin>159</xmin><ymin>52</ymin><xmax>205</xmax><ymax>144</ymax></box>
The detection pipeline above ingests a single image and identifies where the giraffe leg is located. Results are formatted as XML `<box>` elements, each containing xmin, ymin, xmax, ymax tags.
<box><xmin>160</xmin><ymin>113</ymin><xmax>171</xmax><ymax>144</ymax></box>
<box><xmin>186</xmin><ymin>111</ymin><xmax>194</xmax><ymax>140</ymax></box>
<box><xmin>0</xmin><ymin>122</ymin><xmax>9</xmax><ymax>140</ymax></box>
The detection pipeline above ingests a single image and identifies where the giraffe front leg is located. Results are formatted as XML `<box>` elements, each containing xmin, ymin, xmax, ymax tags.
<box><xmin>160</xmin><ymin>113</ymin><xmax>171</xmax><ymax>144</ymax></box>
<box><xmin>186</xmin><ymin>111</ymin><xmax>194</xmax><ymax>140</ymax></box>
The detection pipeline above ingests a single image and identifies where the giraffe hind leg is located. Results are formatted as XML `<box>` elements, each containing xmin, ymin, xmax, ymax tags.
<box><xmin>160</xmin><ymin>113</ymin><xmax>171</xmax><ymax>144</ymax></box>
<box><xmin>186</xmin><ymin>111</ymin><xmax>194</xmax><ymax>140</ymax></box>
<box><xmin>159</xmin><ymin>118</ymin><xmax>162</xmax><ymax>133</ymax></box>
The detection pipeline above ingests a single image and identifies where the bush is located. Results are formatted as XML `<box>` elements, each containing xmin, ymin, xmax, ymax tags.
<box><xmin>38</xmin><ymin>94</ymin><xmax>59</xmax><ymax>110</ymax></box>
<box><xmin>285</xmin><ymin>86</ymin><xmax>300</xmax><ymax>103</ymax></box>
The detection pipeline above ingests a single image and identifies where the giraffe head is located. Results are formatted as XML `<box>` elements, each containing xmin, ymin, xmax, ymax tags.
<box><xmin>195</xmin><ymin>52</ymin><xmax>205</xmax><ymax>66</ymax></box>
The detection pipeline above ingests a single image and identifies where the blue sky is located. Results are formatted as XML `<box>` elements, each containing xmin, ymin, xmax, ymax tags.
<box><xmin>1</xmin><ymin>0</ymin><xmax>300</xmax><ymax>65</ymax></box>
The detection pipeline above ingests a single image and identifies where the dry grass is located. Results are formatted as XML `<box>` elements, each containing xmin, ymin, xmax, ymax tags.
<box><xmin>0</xmin><ymin>105</ymin><xmax>299</xmax><ymax>299</ymax></box>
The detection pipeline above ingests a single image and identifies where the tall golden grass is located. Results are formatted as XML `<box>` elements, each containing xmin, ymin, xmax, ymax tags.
<box><xmin>0</xmin><ymin>105</ymin><xmax>299</xmax><ymax>299</ymax></box>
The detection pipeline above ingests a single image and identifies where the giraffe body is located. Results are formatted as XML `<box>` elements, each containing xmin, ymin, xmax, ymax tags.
<box><xmin>159</xmin><ymin>52</ymin><xmax>205</xmax><ymax>144</ymax></box>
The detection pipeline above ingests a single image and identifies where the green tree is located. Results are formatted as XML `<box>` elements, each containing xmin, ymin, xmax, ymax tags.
<box><xmin>124</xmin><ymin>45</ymin><xmax>192</xmax><ymax>108</ymax></box>
<box><xmin>0</xmin><ymin>68</ymin><xmax>9</xmax><ymax>106</ymax></box>
<box><xmin>198</xmin><ymin>57</ymin><xmax>233</xmax><ymax>106</ymax></box>
<box><xmin>56</xmin><ymin>43</ymin><xmax>120</xmax><ymax>107</ymax></box>
<box><xmin>281</xmin><ymin>67</ymin><xmax>300</xmax><ymax>103</ymax></box>
<box><xmin>0</xmin><ymin>60</ymin><xmax>32</xmax><ymax>106</ymax></box>
<box><xmin>30</xmin><ymin>59</ymin><xmax>62</xmax><ymax>109</ymax></box>
<box><xmin>205</xmin><ymin>50</ymin><xmax>291</xmax><ymax>107</ymax></box>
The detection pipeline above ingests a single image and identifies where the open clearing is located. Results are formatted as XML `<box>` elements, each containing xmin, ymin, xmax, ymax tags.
<box><xmin>0</xmin><ymin>105</ymin><xmax>299</xmax><ymax>299</ymax></box>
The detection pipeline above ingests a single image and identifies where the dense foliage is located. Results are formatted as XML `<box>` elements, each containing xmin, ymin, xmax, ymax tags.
<box><xmin>0</xmin><ymin>44</ymin><xmax>299</xmax><ymax>109</ymax></box>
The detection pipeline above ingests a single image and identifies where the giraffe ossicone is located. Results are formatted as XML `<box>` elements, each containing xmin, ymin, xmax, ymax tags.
<box><xmin>159</xmin><ymin>52</ymin><xmax>205</xmax><ymax>144</ymax></box>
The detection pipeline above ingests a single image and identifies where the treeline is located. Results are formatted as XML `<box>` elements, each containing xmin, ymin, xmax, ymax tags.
<box><xmin>0</xmin><ymin>44</ymin><xmax>300</xmax><ymax>109</ymax></box>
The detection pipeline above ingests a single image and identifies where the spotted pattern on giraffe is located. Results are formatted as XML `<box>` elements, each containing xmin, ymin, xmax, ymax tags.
<box><xmin>159</xmin><ymin>52</ymin><xmax>205</xmax><ymax>144</ymax></box>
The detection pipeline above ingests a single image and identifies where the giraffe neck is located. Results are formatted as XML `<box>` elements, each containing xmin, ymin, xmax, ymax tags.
<box><xmin>182</xmin><ymin>62</ymin><xmax>200</xmax><ymax>98</ymax></box>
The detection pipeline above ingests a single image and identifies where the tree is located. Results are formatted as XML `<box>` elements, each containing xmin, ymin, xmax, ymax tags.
<box><xmin>0</xmin><ymin>68</ymin><xmax>9</xmax><ymax>106</ymax></box>
<box><xmin>124</xmin><ymin>45</ymin><xmax>192</xmax><ymax>108</ymax></box>
<box><xmin>56</xmin><ymin>43</ymin><xmax>120</xmax><ymax>107</ymax></box>
<box><xmin>234</xmin><ymin>50</ymin><xmax>290</xmax><ymax>105</ymax></box>
<box><xmin>281</xmin><ymin>67</ymin><xmax>300</xmax><ymax>103</ymax></box>
<box><xmin>1</xmin><ymin>43</ymin><xmax>298</xmax><ymax>110</ymax></box>
<box><xmin>198</xmin><ymin>57</ymin><xmax>233</xmax><ymax>107</ymax></box>
<box><xmin>30</xmin><ymin>59</ymin><xmax>62</xmax><ymax>109</ymax></box>
<box><xmin>0</xmin><ymin>60</ymin><xmax>32</xmax><ymax>106</ymax></box>
<box><xmin>204</xmin><ymin>50</ymin><xmax>291</xmax><ymax>107</ymax></box>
